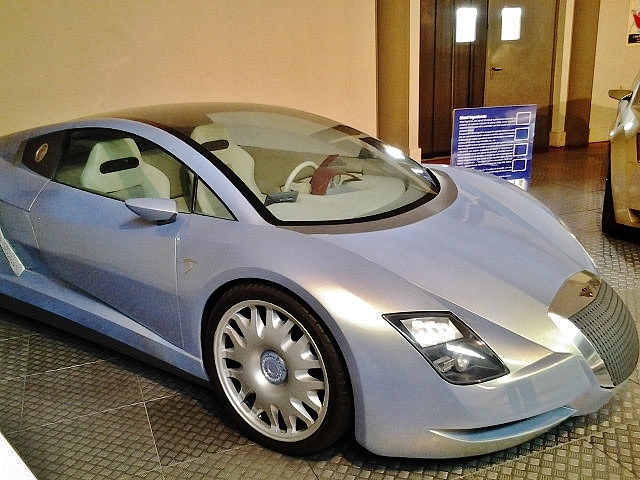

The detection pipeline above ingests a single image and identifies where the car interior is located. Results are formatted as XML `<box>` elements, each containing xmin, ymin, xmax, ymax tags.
<box><xmin>49</xmin><ymin>129</ymin><xmax>232</xmax><ymax>219</ymax></box>
<box><xmin>25</xmin><ymin>120</ymin><xmax>433</xmax><ymax>224</ymax></box>
<box><xmin>79</xmin><ymin>138</ymin><xmax>170</xmax><ymax>200</ymax></box>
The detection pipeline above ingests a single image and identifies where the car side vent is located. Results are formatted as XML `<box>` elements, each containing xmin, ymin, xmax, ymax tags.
<box><xmin>570</xmin><ymin>281</ymin><xmax>639</xmax><ymax>386</ymax></box>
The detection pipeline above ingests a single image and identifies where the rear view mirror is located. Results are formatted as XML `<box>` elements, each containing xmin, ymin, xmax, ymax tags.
<box><xmin>609</xmin><ymin>89</ymin><xmax>633</xmax><ymax>101</ymax></box>
<box><xmin>125</xmin><ymin>198</ymin><xmax>177</xmax><ymax>225</ymax></box>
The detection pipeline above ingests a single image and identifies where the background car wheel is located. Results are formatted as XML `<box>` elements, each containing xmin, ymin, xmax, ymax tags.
<box><xmin>602</xmin><ymin>165</ymin><xmax>639</xmax><ymax>239</ymax></box>
<box><xmin>602</xmin><ymin>167</ymin><xmax>619</xmax><ymax>235</ymax></box>
<box><xmin>204</xmin><ymin>283</ymin><xmax>352</xmax><ymax>455</ymax></box>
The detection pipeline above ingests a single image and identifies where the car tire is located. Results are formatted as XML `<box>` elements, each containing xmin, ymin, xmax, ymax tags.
<box><xmin>204</xmin><ymin>282</ymin><xmax>352</xmax><ymax>455</ymax></box>
<box><xmin>602</xmin><ymin>168</ymin><xmax>619</xmax><ymax>235</ymax></box>
<box><xmin>602</xmin><ymin>165</ymin><xmax>640</xmax><ymax>239</ymax></box>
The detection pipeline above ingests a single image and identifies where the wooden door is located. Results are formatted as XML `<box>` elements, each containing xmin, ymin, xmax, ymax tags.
<box><xmin>420</xmin><ymin>0</ymin><xmax>487</xmax><ymax>158</ymax></box>
<box><xmin>484</xmin><ymin>0</ymin><xmax>558</xmax><ymax>149</ymax></box>
<box><xmin>419</xmin><ymin>0</ymin><xmax>557</xmax><ymax>157</ymax></box>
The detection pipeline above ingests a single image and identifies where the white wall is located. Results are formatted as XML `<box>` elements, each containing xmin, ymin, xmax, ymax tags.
<box><xmin>0</xmin><ymin>1</ymin><xmax>377</xmax><ymax>136</ymax></box>
<box><xmin>590</xmin><ymin>0</ymin><xmax>640</xmax><ymax>142</ymax></box>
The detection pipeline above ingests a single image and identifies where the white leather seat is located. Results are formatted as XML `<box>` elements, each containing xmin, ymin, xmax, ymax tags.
<box><xmin>191</xmin><ymin>123</ymin><xmax>265</xmax><ymax>201</ymax></box>
<box><xmin>80</xmin><ymin>138</ymin><xmax>170</xmax><ymax>200</ymax></box>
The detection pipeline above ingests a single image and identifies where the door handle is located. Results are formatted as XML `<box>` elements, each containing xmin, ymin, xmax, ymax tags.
<box><xmin>489</xmin><ymin>65</ymin><xmax>503</xmax><ymax>79</ymax></box>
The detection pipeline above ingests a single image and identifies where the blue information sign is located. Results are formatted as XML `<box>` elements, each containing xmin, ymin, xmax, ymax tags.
<box><xmin>451</xmin><ymin>105</ymin><xmax>536</xmax><ymax>189</ymax></box>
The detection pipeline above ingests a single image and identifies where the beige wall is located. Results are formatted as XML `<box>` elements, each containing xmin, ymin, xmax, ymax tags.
<box><xmin>3</xmin><ymin>1</ymin><xmax>630</xmax><ymax>150</ymax></box>
<box><xmin>590</xmin><ymin>0</ymin><xmax>640</xmax><ymax>142</ymax></box>
<box><xmin>0</xmin><ymin>1</ymin><xmax>377</xmax><ymax>136</ymax></box>
<box><xmin>377</xmin><ymin>0</ymin><xmax>410</xmax><ymax>153</ymax></box>
<box><xmin>376</xmin><ymin>0</ymin><xmax>421</xmax><ymax>158</ymax></box>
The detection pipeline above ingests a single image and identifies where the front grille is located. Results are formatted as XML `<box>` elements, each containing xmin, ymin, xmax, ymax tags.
<box><xmin>569</xmin><ymin>281</ymin><xmax>639</xmax><ymax>386</ymax></box>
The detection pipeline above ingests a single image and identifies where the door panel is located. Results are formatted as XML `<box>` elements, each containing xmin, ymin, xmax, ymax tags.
<box><xmin>484</xmin><ymin>0</ymin><xmax>557</xmax><ymax>148</ymax></box>
<box><xmin>27</xmin><ymin>127</ymin><xmax>195</xmax><ymax>347</ymax></box>
<box><xmin>30</xmin><ymin>183</ymin><xmax>185</xmax><ymax>345</ymax></box>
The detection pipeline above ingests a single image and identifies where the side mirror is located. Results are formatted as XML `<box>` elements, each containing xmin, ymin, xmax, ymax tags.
<box><xmin>125</xmin><ymin>198</ymin><xmax>177</xmax><ymax>225</ymax></box>
<box><xmin>608</xmin><ymin>89</ymin><xmax>633</xmax><ymax>101</ymax></box>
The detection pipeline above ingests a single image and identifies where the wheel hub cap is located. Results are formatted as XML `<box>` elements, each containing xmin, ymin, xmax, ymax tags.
<box><xmin>260</xmin><ymin>350</ymin><xmax>288</xmax><ymax>384</ymax></box>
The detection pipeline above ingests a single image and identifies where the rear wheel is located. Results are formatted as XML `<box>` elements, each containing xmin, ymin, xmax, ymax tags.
<box><xmin>602</xmin><ymin>167</ymin><xmax>620</xmax><ymax>235</ymax></box>
<box><xmin>602</xmin><ymin>164</ymin><xmax>639</xmax><ymax>239</ymax></box>
<box><xmin>204</xmin><ymin>283</ymin><xmax>352</xmax><ymax>455</ymax></box>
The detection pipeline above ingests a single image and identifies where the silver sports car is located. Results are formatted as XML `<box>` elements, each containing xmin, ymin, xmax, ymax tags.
<box><xmin>605</xmin><ymin>71</ymin><xmax>640</xmax><ymax>236</ymax></box>
<box><xmin>0</xmin><ymin>103</ymin><xmax>637</xmax><ymax>458</ymax></box>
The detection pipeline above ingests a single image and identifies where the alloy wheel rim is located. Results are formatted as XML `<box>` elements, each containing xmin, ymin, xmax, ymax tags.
<box><xmin>213</xmin><ymin>300</ymin><xmax>329</xmax><ymax>442</ymax></box>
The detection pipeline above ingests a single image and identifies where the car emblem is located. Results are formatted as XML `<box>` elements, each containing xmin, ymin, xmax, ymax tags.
<box><xmin>183</xmin><ymin>258</ymin><xmax>197</xmax><ymax>273</ymax></box>
<box><xmin>35</xmin><ymin>143</ymin><xmax>48</xmax><ymax>163</ymax></box>
<box><xmin>580</xmin><ymin>286</ymin><xmax>594</xmax><ymax>298</ymax></box>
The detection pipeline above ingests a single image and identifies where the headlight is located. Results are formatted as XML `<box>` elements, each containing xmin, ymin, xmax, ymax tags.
<box><xmin>384</xmin><ymin>312</ymin><xmax>509</xmax><ymax>384</ymax></box>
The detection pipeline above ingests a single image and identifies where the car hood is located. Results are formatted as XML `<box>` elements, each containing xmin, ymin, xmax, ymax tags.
<box><xmin>316</xmin><ymin>166</ymin><xmax>595</xmax><ymax>340</ymax></box>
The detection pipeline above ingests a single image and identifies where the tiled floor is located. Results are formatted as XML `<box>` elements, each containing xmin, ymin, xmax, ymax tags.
<box><xmin>2</xmin><ymin>143</ymin><xmax>640</xmax><ymax>479</ymax></box>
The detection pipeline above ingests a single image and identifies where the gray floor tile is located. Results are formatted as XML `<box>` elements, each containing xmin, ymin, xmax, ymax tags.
<box><xmin>22</xmin><ymin>359</ymin><xmax>143</xmax><ymax>428</ymax></box>
<box><xmin>6</xmin><ymin>405</ymin><xmax>160</xmax><ymax>479</ymax></box>
<box><xmin>146</xmin><ymin>391</ymin><xmax>250</xmax><ymax>467</ymax></box>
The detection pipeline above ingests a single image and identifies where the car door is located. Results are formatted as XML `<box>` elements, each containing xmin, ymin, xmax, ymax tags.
<box><xmin>27</xmin><ymin>128</ymin><xmax>195</xmax><ymax>346</ymax></box>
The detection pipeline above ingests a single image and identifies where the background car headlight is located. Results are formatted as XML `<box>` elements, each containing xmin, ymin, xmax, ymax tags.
<box><xmin>384</xmin><ymin>312</ymin><xmax>509</xmax><ymax>384</ymax></box>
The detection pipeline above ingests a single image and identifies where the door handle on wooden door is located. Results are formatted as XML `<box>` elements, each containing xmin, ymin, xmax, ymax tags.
<box><xmin>489</xmin><ymin>65</ymin><xmax>503</xmax><ymax>79</ymax></box>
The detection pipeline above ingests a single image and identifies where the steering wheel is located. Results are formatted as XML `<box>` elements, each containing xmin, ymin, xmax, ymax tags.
<box><xmin>283</xmin><ymin>161</ymin><xmax>318</xmax><ymax>192</ymax></box>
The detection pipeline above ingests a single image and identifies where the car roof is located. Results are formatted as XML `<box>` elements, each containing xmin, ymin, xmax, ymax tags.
<box><xmin>99</xmin><ymin>103</ymin><xmax>317</xmax><ymax>131</ymax></box>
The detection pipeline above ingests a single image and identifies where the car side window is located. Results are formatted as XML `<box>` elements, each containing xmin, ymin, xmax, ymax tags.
<box><xmin>53</xmin><ymin>129</ymin><xmax>195</xmax><ymax>212</ymax></box>
<box><xmin>194</xmin><ymin>178</ymin><xmax>235</xmax><ymax>220</ymax></box>
<box><xmin>21</xmin><ymin>131</ymin><xmax>66</xmax><ymax>179</ymax></box>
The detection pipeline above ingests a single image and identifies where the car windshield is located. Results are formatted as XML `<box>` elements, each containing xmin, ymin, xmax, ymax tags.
<box><xmin>128</xmin><ymin>104</ymin><xmax>440</xmax><ymax>224</ymax></box>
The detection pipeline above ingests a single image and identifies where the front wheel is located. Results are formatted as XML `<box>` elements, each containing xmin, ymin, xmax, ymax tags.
<box><xmin>204</xmin><ymin>283</ymin><xmax>352</xmax><ymax>455</ymax></box>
